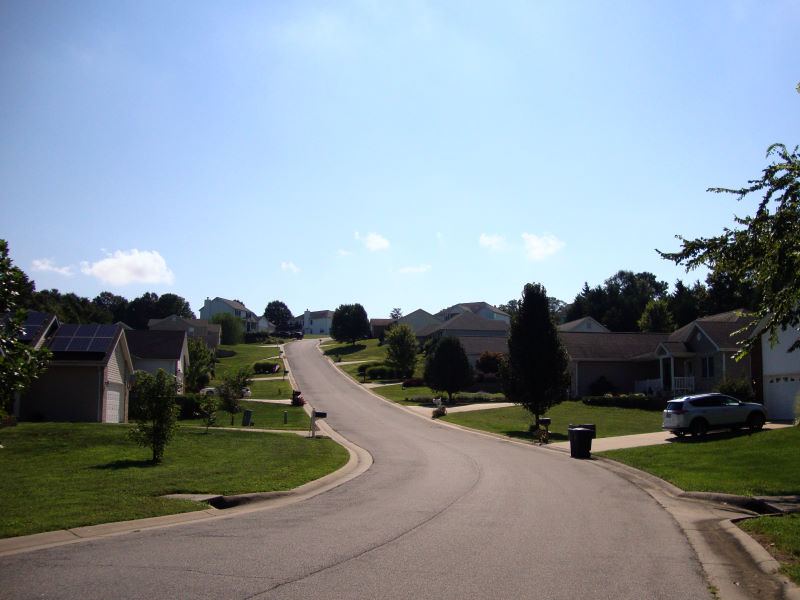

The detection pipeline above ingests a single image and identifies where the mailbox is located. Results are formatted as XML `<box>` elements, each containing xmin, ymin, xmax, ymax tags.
<box><xmin>314</xmin><ymin>411</ymin><xmax>327</xmax><ymax>419</ymax></box>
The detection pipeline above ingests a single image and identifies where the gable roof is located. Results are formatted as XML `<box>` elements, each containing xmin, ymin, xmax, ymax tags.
<box><xmin>126</xmin><ymin>330</ymin><xmax>187</xmax><ymax>360</ymax></box>
<box><xmin>13</xmin><ymin>311</ymin><xmax>59</xmax><ymax>348</ymax></box>
<box><xmin>307</xmin><ymin>310</ymin><xmax>334</xmax><ymax>319</ymax></box>
<box><xmin>558</xmin><ymin>316</ymin><xmax>610</xmax><ymax>333</ymax></box>
<box><xmin>436</xmin><ymin>302</ymin><xmax>508</xmax><ymax>320</ymax></box>
<box><xmin>47</xmin><ymin>323</ymin><xmax>131</xmax><ymax>370</ymax></box>
<box><xmin>559</xmin><ymin>331</ymin><xmax>669</xmax><ymax>361</ymax></box>
<box><xmin>668</xmin><ymin>309</ymin><xmax>756</xmax><ymax>350</ymax></box>
<box><xmin>459</xmin><ymin>336</ymin><xmax>509</xmax><ymax>357</ymax></box>
<box><xmin>418</xmin><ymin>311</ymin><xmax>510</xmax><ymax>337</ymax></box>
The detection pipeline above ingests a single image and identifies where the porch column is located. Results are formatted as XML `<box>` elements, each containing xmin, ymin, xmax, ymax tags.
<box><xmin>671</xmin><ymin>357</ymin><xmax>675</xmax><ymax>391</ymax></box>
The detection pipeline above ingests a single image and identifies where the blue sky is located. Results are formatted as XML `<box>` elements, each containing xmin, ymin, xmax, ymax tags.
<box><xmin>2</xmin><ymin>1</ymin><xmax>798</xmax><ymax>320</ymax></box>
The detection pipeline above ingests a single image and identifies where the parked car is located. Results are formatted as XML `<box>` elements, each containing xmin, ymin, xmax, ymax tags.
<box><xmin>662</xmin><ymin>393</ymin><xmax>767</xmax><ymax>437</ymax></box>
<box><xmin>200</xmin><ymin>387</ymin><xmax>216</xmax><ymax>396</ymax></box>
<box><xmin>241</xmin><ymin>387</ymin><xmax>251</xmax><ymax>398</ymax></box>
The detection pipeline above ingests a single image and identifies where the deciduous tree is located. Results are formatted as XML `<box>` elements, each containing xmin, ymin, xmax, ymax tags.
<box><xmin>385</xmin><ymin>324</ymin><xmax>417</xmax><ymax>379</ymax></box>
<box><xmin>0</xmin><ymin>240</ymin><xmax>51</xmax><ymax>413</ymax></box>
<box><xmin>185</xmin><ymin>337</ymin><xmax>215</xmax><ymax>392</ymax></box>
<box><xmin>330</xmin><ymin>303</ymin><xmax>370</xmax><ymax>345</ymax></box>
<box><xmin>637</xmin><ymin>299</ymin><xmax>677</xmax><ymax>333</ymax></box>
<box><xmin>501</xmin><ymin>283</ymin><xmax>570</xmax><ymax>427</ymax></box>
<box><xmin>264</xmin><ymin>300</ymin><xmax>293</xmax><ymax>330</ymax></box>
<box><xmin>212</xmin><ymin>313</ymin><xmax>244</xmax><ymax>345</ymax></box>
<box><xmin>127</xmin><ymin>369</ymin><xmax>180</xmax><ymax>463</ymax></box>
<box><xmin>423</xmin><ymin>336</ymin><xmax>473</xmax><ymax>403</ymax></box>
<box><xmin>660</xmin><ymin>143</ymin><xmax>800</xmax><ymax>354</ymax></box>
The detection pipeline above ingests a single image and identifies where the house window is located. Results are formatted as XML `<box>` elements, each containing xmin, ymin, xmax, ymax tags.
<box><xmin>701</xmin><ymin>356</ymin><xmax>715</xmax><ymax>378</ymax></box>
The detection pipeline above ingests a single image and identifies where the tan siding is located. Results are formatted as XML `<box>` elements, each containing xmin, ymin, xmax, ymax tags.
<box><xmin>106</xmin><ymin>343</ymin><xmax>125</xmax><ymax>385</ymax></box>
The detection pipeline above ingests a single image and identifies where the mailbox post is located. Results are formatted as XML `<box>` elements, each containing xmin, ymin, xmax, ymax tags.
<box><xmin>310</xmin><ymin>408</ymin><xmax>327</xmax><ymax>438</ymax></box>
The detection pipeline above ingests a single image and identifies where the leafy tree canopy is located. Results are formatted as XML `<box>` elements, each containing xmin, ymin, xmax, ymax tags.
<box><xmin>390</xmin><ymin>307</ymin><xmax>403</xmax><ymax>320</ymax></box>
<box><xmin>423</xmin><ymin>335</ymin><xmax>473</xmax><ymax>402</ymax></box>
<box><xmin>385</xmin><ymin>324</ymin><xmax>417</xmax><ymax>379</ymax></box>
<box><xmin>212</xmin><ymin>312</ymin><xmax>244</xmax><ymax>345</ymax></box>
<box><xmin>0</xmin><ymin>240</ymin><xmax>51</xmax><ymax>412</ymax></box>
<box><xmin>127</xmin><ymin>369</ymin><xmax>179</xmax><ymax>463</ymax></box>
<box><xmin>330</xmin><ymin>303</ymin><xmax>370</xmax><ymax>345</ymax></box>
<box><xmin>637</xmin><ymin>299</ymin><xmax>677</xmax><ymax>333</ymax></box>
<box><xmin>264</xmin><ymin>300</ymin><xmax>293</xmax><ymax>329</ymax></box>
<box><xmin>660</xmin><ymin>143</ymin><xmax>800</xmax><ymax>354</ymax></box>
<box><xmin>185</xmin><ymin>337</ymin><xmax>215</xmax><ymax>393</ymax></box>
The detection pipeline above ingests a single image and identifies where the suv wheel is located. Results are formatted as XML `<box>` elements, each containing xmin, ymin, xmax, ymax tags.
<box><xmin>690</xmin><ymin>418</ymin><xmax>708</xmax><ymax>438</ymax></box>
<box><xmin>747</xmin><ymin>412</ymin><xmax>765</xmax><ymax>432</ymax></box>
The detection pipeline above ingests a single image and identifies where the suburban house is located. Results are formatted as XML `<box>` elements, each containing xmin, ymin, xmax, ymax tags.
<box><xmin>125</xmin><ymin>330</ymin><xmax>190</xmax><ymax>393</ymax></box>
<box><xmin>416</xmin><ymin>310</ymin><xmax>510</xmax><ymax>368</ymax></box>
<box><xmin>303</xmin><ymin>309</ymin><xmax>334</xmax><ymax>335</ymax></box>
<box><xmin>436</xmin><ymin>302</ymin><xmax>510</xmax><ymax>324</ymax></box>
<box><xmin>558</xmin><ymin>310</ymin><xmax>758</xmax><ymax>400</ymax></box>
<box><xmin>199</xmin><ymin>297</ymin><xmax>265</xmax><ymax>332</ymax></box>
<box><xmin>370</xmin><ymin>318</ymin><xmax>395</xmax><ymax>339</ymax></box>
<box><xmin>148</xmin><ymin>314</ymin><xmax>221</xmax><ymax>348</ymax></box>
<box><xmin>21</xmin><ymin>323</ymin><xmax>134</xmax><ymax>423</ymax></box>
<box><xmin>397</xmin><ymin>309</ymin><xmax>441</xmax><ymax>334</ymax></box>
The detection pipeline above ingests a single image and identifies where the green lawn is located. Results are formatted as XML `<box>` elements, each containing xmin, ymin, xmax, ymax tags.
<box><xmin>322</xmin><ymin>338</ymin><xmax>387</xmax><ymax>362</ymax></box>
<box><xmin>248</xmin><ymin>378</ymin><xmax>294</xmax><ymax>400</ymax></box>
<box><xmin>442</xmin><ymin>402</ymin><xmax>664</xmax><ymax>441</ymax></box>
<box><xmin>738</xmin><ymin>513</ymin><xmax>800</xmax><ymax>585</ymax></box>
<box><xmin>374</xmin><ymin>383</ymin><xmax>505</xmax><ymax>405</ymax></box>
<box><xmin>0</xmin><ymin>422</ymin><xmax>348</xmax><ymax>539</ymax></box>
<box><xmin>181</xmin><ymin>401</ymin><xmax>309</xmax><ymax>430</ymax></box>
<box><xmin>602</xmin><ymin>427</ymin><xmax>800</xmax><ymax>587</ymax></box>
<box><xmin>214</xmin><ymin>343</ymin><xmax>282</xmax><ymax>378</ymax></box>
<box><xmin>600</xmin><ymin>426</ymin><xmax>800</xmax><ymax>496</ymax></box>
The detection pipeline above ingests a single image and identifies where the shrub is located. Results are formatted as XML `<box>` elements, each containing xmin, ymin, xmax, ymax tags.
<box><xmin>244</xmin><ymin>331</ymin><xmax>272</xmax><ymax>344</ymax></box>
<box><xmin>581</xmin><ymin>394</ymin><xmax>666</xmax><ymax>411</ymax></box>
<box><xmin>291</xmin><ymin>391</ymin><xmax>306</xmax><ymax>407</ymax></box>
<box><xmin>254</xmin><ymin>361</ymin><xmax>280</xmax><ymax>374</ymax></box>
<box><xmin>215</xmin><ymin>349</ymin><xmax>235</xmax><ymax>359</ymax></box>
<box><xmin>357</xmin><ymin>361</ymin><xmax>383</xmax><ymax>376</ymax></box>
<box><xmin>175</xmin><ymin>394</ymin><xmax>201</xmax><ymax>419</ymax></box>
<box><xmin>714</xmin><ymin>376</ymin><xmax>756</xmax><ymax>403</ymax></box>
<box><xmin>588</xmin><ymin>376</ymin><xmax>616</xmax><ymax>396</ymax></box>
<box><xmin>402</xmin><ymin>377</ymin><xmax>426</xmax><ymax>388</ymax></box>
<box><xmin>432</xmin><ymin>405</ymin><xmax>447</xmax><ymax>419</ymax></box>
<box><xmin>476</xmin><ymin>350</ymin><xmax>502</xmax><ymax>374</ymax></box>
<box><xmin>366</xmin><ymin>365</ymin><xmax>400</xmax><ymax>380</ymax></box>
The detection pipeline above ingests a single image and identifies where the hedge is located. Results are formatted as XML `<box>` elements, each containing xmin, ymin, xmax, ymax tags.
<box><xmin>581</xmin><ymin>394</ymin><xmax>667</xmax><ymax>411</ymax></box>
<box><xmin>357</xmin><ymin>361</ymin><xmax>383</xmax><ymax>376</ymax></box>
<box><xmin>254</xmin><ymin>360</ymin><xmax>281</xmax><ymax>374</ymax></box>
<box><xmin>365</xmin><ymin>365</ymin><xmax>400</xmax><ymax>380</ymax></box>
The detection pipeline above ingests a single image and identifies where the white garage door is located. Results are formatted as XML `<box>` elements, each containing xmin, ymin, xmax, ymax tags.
<box><xmin>765</xmin><ymin>375</ymin><xmax>800</xmax><ymax>421</ymax></box>
<box><xmin>105</xmin><ymin>384</ymin><xmax>124</xmax><ymax>423</ymax></box>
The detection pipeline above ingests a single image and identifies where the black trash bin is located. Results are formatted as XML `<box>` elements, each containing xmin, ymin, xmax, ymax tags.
<box><xmin>569</xmin><ymin>423</ymin><xmax>596</xmax><ymax>439</ymax></box>
<box><xmin>242</xmin><ymin>409</ymin><xmax>253</xmax><ymax>427</ymax></box>
<box><xmin>568</xmin><ymin>427</ymin><xmax>592</xmax><ymax>459</ymax></box>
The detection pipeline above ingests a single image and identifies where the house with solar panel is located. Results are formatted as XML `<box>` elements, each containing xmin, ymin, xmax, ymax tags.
<box><xmin>21</xmin><ymin>322</ymin><xmax>134</xmax><ymax>423</ymax></box>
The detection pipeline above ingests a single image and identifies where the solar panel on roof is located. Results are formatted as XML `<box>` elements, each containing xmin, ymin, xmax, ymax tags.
<box><xmin>50</xmin><ymin>337</ymin><xmax>71</xmax><ymax>351</ymax></box>
<box><xmin>97</xmin><ymin>324</ymin><xmax>117</xmax><ymax>337</ymax></box>
<box><xmin>88</xmin><ymin>338</ymin><xmax>113</xmax><ymax>353</ymax></box>
<box><xmin>67</xmin><ymin>338</ymin><xmax>91</xmax><ymax>352</ymax></box>
<box><xmin>55</xmin><ymin>324</ymin><xmax>80</xmax><ymax>337</ymax></box>
<box><xmin>77</xmin><ymin>324</ymin><xmax>97</xmax><ymax>336</ymax></box>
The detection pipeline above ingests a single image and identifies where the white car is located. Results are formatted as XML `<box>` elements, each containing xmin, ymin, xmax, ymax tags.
<box><xmin>200</xmin><ymin>387</ymin><xmax>217</xmax><ymax>396</ymax></box>
<box><xmin>240</xmin><ymin>387</ymin><xmax>251</xmax><ymax>398</ymax></box>
<box><xmin>662</xmin><ymin>393</ymin><xmax>767</xmax><ymax>438</ymax></box>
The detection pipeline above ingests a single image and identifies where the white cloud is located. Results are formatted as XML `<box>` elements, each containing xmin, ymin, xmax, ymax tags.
<box><xmin>522</xmin><ymin>233</ymin><xmax>565</xmax><ymax>261</ymax></box>
<box><xmin>337</xmin><ymin>249</ymin><xmax>352</xmax><ymax>257</ymax></box>
<box><xmin>281</xmin><ymin>261</ymin><xmax>299</xmax><ymax>273</ymax></box>
<box><xmin>80</xmin><ymin>249</ymin><xmax>174</xmax><ymax>285</ymax></box>
<box><xmin>32</xmin><ymin>258</ymin><xmax>74</xmax><ymax>277</ymax></box>
<box><xmin>479</xmin><ymin>233</ymin><xmax>508</xmax><ymax>251</ymax></box>
<box><xmin>354</xmin><ymin>231</ymin><xmax>390</xmax><ymax>251</ymax></box>
<box><xmin>399</xmin><ymin>264</ymin><xmax>432</xmax><ymax>274</ymax></box>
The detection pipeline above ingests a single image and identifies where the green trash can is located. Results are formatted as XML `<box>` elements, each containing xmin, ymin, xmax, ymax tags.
<box><xmin>568</xmin><ymin>427</ymin><xmax>593</xmax><ymax>459</ymax></box>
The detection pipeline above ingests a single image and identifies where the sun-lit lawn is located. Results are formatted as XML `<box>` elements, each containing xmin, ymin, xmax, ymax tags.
<box><xmin>373</xmin><ymin>383</ymin><xmax>505</xmax><ymax>405</ymax></box>
<box><xmin>738</xmin><ymin>513</ymin><xmax>800</xmax><ymax>585</ymax></box>
<box><xmin>180</xmin><ymin>401</ymin><xmax>309</xmax><ymax>430</ymax></box>
<box><xmin>214</xmin><ymin>343</ymin><xmax>282</xmax><ymax>378</ymax></box>
<box><xmin>442</xmin><ymin>401</ymin><xmax>664</xmax><ymax>441</ymax></box>
<box><xmin>322</xmin><ymin>338</ymin><xmax>387</xmax><ymax>362</ymax></box>
<box><xmin>0</xmin><ymin>422</ymin><xmax>348</xmax><ymax>539</ymax></box>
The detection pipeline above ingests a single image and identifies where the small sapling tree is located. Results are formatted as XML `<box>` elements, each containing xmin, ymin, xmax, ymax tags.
<box><xmin>128</xmin><ymin>369</ymin><xmax>180</xmax><ymax>463</ymax></box>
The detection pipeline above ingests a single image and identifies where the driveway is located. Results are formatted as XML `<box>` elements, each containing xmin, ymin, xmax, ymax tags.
<box><xmin>0</xmin><ymin>339</ymin><xmax>712</xmax><ymax>599</ymax></box>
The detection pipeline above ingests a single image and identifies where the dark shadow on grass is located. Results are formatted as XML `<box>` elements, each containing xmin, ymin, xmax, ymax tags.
<box><xmin>323</xmin><ymin>344</ymin><xmax>366</xmax><ymax>357</ymax></box>
<box><xmin>93</xmin><ymin>459</ymin><xmax>157</xmax><ymax>470</ymax></box>
<box><xmin>504</xmin><ymin>430</ymin><xmax>536</xmax><ymax>441</ymax></box>
<box><xmin>667</xmin><ymin>428</ymin><xmax>767</xmax><ymax>444</ymax></box>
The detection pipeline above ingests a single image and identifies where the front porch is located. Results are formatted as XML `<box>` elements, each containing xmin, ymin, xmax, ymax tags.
<box><xmin>635</xmin><ymin>354</ymin><xmax>695</xmax><ymax>397</ymax></box>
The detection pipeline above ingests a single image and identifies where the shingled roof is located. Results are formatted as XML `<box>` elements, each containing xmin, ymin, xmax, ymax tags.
<box><xmin>126</xmin><ymin>330</ymin><xmax>187</xmax><ymax>360</ymax></box>
<box><xmin>559</xmin><ymin>332</ymin><xmax>669</xmax><ymax>361</ymax></box>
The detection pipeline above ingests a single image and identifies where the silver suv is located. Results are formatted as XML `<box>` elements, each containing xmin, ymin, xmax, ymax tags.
<box><xmin>662</xmin><ymin>393</ymin><xmax>767</xmax><ymax>438</ymax></box>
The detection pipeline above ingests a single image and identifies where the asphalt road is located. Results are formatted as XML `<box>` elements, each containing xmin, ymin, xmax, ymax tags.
<box><xmin>0</xmin><ymin>340</ymin><xmax>711</xmax><ymax>599</ymax></box>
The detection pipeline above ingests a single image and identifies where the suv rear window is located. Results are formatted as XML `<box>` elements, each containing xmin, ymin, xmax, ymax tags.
<box><xmin>666</xmin><ymin>402</ymin><xmax>685</xmax><ymax>411</ymax></box>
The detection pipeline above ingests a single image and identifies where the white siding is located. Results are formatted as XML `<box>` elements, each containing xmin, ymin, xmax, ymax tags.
<box><xmin>105</xmin><ymin>384</ymin><xmax>124</xmax><ymax>423</ymax></box>
<box><xmin>107</xmin><ymin>343</ymin><xmax>126</xmax><ymax>385</ymax></box>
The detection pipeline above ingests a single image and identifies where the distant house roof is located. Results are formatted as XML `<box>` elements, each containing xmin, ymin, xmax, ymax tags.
<box><xmin>126</xmin><ymin>330</ymin><xmax>187</xmax><ymax>360</ymax></box>
<box><xmin>370</xmin><ymin>318</ymin><xmax>395</xmax><ymax>326</ymax></box>
<box><xmin>11</xmin><ymin>311</ymin><xmax>59</xmax><ymax>348</ymax></box>
<box><xmin>417</xmin><ymin>311</ymin><xmax>510</xmax><ymax>338</ymax></box>
<box><xmin>558</xmin><ymin>316</ymin><xmax>610</xmax><ymax>333</ymax></box>
<box><xmin>307</xmin><ymin>310</ymin><xmax>334</xmax><ymax>319</ymax></box>
<box><xmin>436</xmin><ymin>302</ymin><xmax>509</xmax><ymax>320</ymax></box>
<box><xmin>559</xmin><ymin>332</ymin><xmax>669</xmax><ymax>362</ymax></box>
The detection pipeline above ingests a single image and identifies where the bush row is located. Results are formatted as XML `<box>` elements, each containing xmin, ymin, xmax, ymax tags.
<box><xmin>254</xmin><ymin>360</ymin><xmax>281</xmax><ymax>374</ymax></box>
<box><xmin>406</xmin><ymin>393</ymin><xmax>500</xmax><ymax>404</ymax></box>
<box><xmin>244</xmin><ymin>331</ymin><xmax>273</xmax><ymax>344</ymax></box>
<box><xmin>366</xmin><ymin>365</ymin><xmax>401</xmax><ymax>380</ymax></box>
<box><xmin>581</xmin><ymin>394</ymin><xmax>667</xmax><ymax>411</ymax></box>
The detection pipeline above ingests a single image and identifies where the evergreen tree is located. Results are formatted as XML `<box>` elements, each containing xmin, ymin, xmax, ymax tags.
<box><xmin>423</xmin><ymin>336</ymin><xmax>473</xmax><ymax>403</ymax></box>
<box><xmin>501</xmin><ymin>283</ymin><xmax>570</xmax><ymax>427</ymax></box>
<box><xmin>385</xmin><ymin>324</ymin><xmax>417</xmax><ymax>379</ymax></box>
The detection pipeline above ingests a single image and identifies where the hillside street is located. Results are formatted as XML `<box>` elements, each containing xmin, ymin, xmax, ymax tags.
<box><xmin>0</xmin><ymin>339</ymin><xmax>789</xmax><ymax>599</ymax></box>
